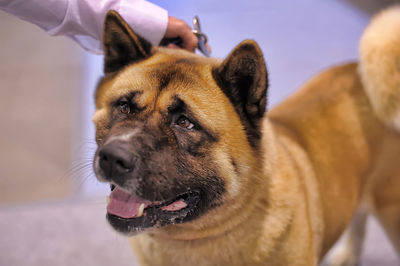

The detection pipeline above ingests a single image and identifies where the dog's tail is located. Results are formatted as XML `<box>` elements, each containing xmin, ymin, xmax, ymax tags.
<box><xmin>359</xmin><ymin>5</ymin><xmax>400</xmax><ymax>131</ymax></box>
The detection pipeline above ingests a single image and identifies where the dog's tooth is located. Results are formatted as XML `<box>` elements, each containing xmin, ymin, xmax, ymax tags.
<box><xmin>137</xmin><ymin>203</ymin><xmax>145</xmax><ymax>217</ymax></box>
<box><xmin>106</xmin><ymin>196</ymin><xmax>111</xmax><ymax>205</ymax></box>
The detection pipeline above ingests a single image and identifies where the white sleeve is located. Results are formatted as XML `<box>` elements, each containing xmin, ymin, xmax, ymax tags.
<box><xmin>0</xmin><ymin>0</ymin><xmax>168</xmax><ymax>54</ymax></box>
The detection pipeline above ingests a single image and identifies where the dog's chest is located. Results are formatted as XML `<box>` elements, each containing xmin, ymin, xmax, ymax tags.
<box><xmin>130</xmin><ymin>235</ymin><xmax>272</xmax><ymax>266</ymax></box>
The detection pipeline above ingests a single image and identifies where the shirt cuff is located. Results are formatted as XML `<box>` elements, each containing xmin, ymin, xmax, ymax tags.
<box><xmin>117</xmin><ymin>0</ymin><xmax>168</xmax><ymax>46</ymax></box>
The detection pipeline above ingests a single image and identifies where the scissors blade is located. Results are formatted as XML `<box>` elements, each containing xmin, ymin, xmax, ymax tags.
<box><xmin>197</xmin><ymin>36</ymin><xmax>210</xmax><ymax>57</ymax></box>
<box><xmin>192</xmin><ymin>16</ymin><xmax>210</xmax><ymax>57</ymax></box>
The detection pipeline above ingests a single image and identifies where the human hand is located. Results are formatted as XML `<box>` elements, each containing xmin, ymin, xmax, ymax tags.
<box><xmin>164</xmin><ymin>16</ymin><xmax>198</xmax><ymax>52</ymax></box>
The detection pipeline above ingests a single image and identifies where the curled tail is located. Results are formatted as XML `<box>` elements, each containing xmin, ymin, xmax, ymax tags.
<box><xmin>359</xmin><ymin>5</ymin><xmax>400</xmax><ymax>131</ymax></box>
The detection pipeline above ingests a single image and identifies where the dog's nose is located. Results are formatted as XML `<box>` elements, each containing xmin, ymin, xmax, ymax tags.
<box><xmin>98</xmin><ymin>141</ymin><xmax>137</xmax><ymax>178</ymax></box>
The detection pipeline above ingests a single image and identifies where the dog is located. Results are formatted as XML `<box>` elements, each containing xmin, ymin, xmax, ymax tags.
<box><xmin>92</xmin><ymin>7</ymin><xmax>400</xmax><ymax>266</ymax></box>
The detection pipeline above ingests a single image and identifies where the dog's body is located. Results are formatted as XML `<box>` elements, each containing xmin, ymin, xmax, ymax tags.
<box><xmin>93</xmin><ymin>7</ymin><xmax>400</xmax><ymax>266</ymax></box>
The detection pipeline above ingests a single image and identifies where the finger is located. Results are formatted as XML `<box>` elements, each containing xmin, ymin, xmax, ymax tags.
<box><xmin>165</xmin><ymin>16</ymin><xmax>197</xmax><ymax>52</ymax></box>
<box><xmin>167</xmin><ymin>43</ymin><xmax>180</xmax><ymax>49</ymax></box>
<box><xmin>182</xmin><ymin>32</ymin><xmax>198</xmax><ymax>52</ymax></box>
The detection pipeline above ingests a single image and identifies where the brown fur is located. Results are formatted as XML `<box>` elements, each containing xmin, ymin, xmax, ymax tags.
<box><xmin>93</xmin><ymin>8</ymin><xmax>400</xmax><ymax>266</ymax></box>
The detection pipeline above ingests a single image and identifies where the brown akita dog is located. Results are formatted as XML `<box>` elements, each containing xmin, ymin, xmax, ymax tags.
<box><xmin>93</xmin><ymin>7</ymin><xmax>400</xmax><ymax>266</ymax></box>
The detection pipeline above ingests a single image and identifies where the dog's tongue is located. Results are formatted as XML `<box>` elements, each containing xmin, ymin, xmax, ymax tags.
<box><xmin>107</xmin><ymin>187</ymin><xmax>151</xmax><ymax>219</ymax></box>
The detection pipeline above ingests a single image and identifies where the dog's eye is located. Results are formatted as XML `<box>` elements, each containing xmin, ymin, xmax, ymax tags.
<box><xmin>176</xmin><ymin>116</ymin><xmax>194</xmax><ymax>130</ymax></box>
<box><xmin>119</xmin><ymin>102</ymin><xmax>130</xmax><ymax>114</ymax></box>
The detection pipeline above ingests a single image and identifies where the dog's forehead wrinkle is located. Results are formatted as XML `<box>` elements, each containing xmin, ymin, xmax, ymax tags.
<box><xmin>96</xmin><ymin>51</ymin><xmax>219</xmax><ymax>109</ymax></box>
<box><xmin>146</xmin><ymin>61</ymin><xmax>202</xmax><ymax>91</ymax></box>
<box><xmin>125</xmin><ymin>90</ymin><xmax>143</xmax><ymax>104</ymax></box>
<box><xmin>167</xmin><ymin>96</ymin><xmax>186</xmax><ymax>113</ymax></box>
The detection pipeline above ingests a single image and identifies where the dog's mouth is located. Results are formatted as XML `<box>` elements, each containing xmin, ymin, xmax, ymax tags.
<box><xmin>106</xmin><ymin>185</ymin><xmax>201</xmax><ymax>235</ymax></box>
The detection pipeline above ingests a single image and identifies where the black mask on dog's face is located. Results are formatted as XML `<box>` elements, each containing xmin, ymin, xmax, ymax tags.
<box><xmin>95</xmin><ymin>114</ymin><xmax>224</xmax><ymax>235</ymax></box>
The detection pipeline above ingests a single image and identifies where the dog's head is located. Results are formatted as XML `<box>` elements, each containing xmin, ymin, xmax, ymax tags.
<box><xmin>93</xmin><ymin>11</ymin><xmax>268</xmax><ymax>237</ymax></box>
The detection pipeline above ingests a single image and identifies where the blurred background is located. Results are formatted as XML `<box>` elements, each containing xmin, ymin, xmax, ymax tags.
<box><xmin>0</xmin><ymin>0</ymin><xmax>399</xmax><ymax>265</ymax></box>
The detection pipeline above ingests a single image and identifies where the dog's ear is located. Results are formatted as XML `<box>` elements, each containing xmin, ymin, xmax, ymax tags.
<box><xmin>103</xmin><ymin>10</ymin><xmax>153</xmax><ymax>74</ymax></box>
<box><xmin>213</xmin><ymin>40</ymin><xmax>268</xmax><ymax>148</ymax></box>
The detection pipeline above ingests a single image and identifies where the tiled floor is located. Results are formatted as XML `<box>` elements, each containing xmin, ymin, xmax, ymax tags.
<box><xmin>0</xmin><ymin>11</ymin><xmax>83</xmax><ymax>204</ymax></box>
